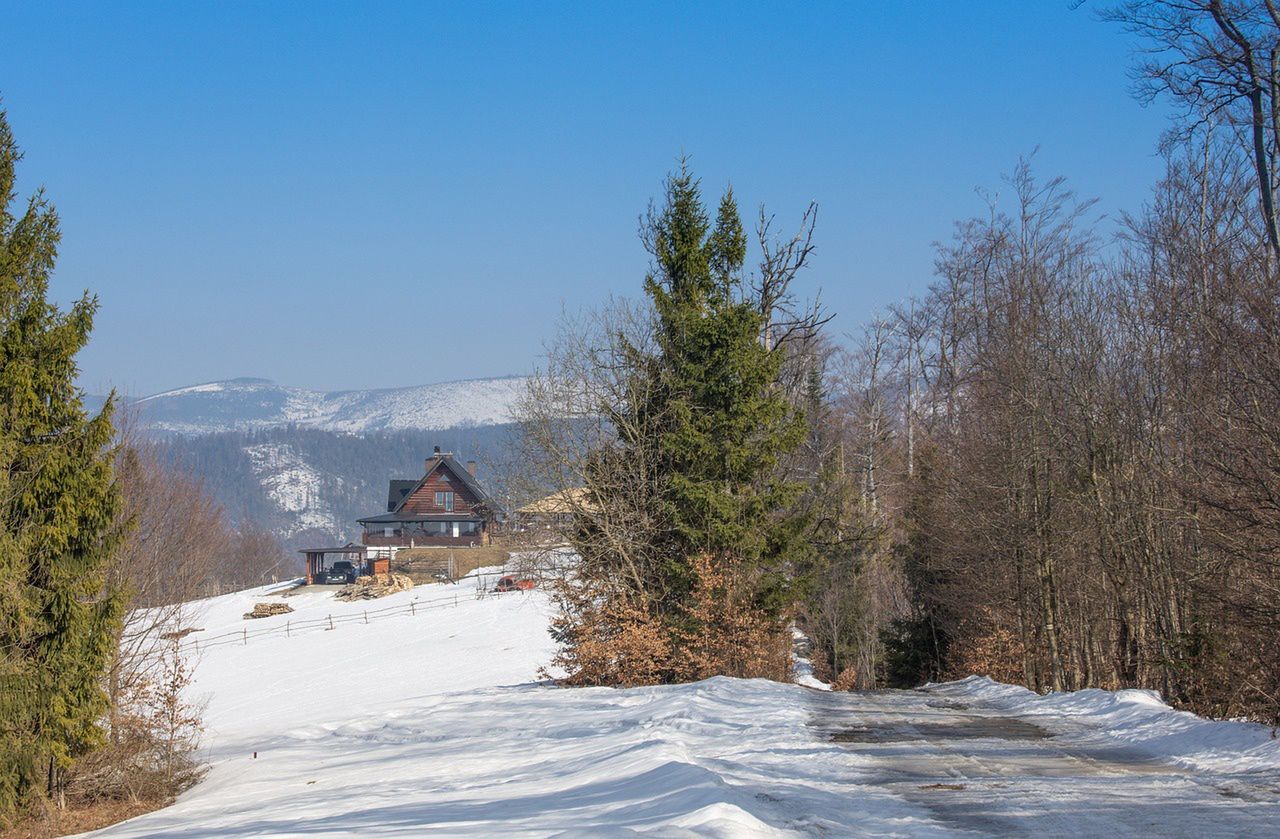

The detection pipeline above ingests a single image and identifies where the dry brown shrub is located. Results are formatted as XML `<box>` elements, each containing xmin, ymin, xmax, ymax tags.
<box><xmin>63</xmin><ymin>645</ymin><xmax>203</xmax><ymax>810</ymax></box>
<box><xmin>830</xmin><ymin>667</ymin><xmax>860</xmax><ymax>691</ymax></box>
<box><xmin>944</xmin><ymin>607</ymin><xmax>1026</xmax><ymax>684</ymax></box>
<box><xmin>546</xmin><ymin>594</ymin><xmax>672</xmax><ymax>687</ymax></box>
<box><xmin>0</xmin><ymin>797</ymin><xmax>165</xmax><ymax>839</ymax></box>
<box><xmin>807</xmin><ymin>643</ymin><xmax>835</xmax><ymax>684</ymax></box>
<box><xmin>671</xmin><ymin>555</ymin><xmax>790</xmax><ymax>682</ymax></box>
<box><xmin>547</xmin><ymin>554</ymin><xmax>790</xmax><ymax>687</ymax></box>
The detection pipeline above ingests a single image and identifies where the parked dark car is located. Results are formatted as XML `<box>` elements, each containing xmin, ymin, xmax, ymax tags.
<box><xmin>321</xmin><ymin>560</ymin><xmax>358</xmax><ymax>585</ymax></box>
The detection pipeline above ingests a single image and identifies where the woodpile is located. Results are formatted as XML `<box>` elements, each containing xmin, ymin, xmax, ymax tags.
<box><xmin>243</xmin><ymin>602</ymin><xmax>294</xmax><ymax>619</ymax></box>
<box><xmin>335</xmin><ymin>573</ymin><xmax>414</xmax><ymax>601</ymax></box>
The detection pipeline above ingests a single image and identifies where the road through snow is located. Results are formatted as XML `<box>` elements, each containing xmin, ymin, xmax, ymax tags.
<box><xmin>82</xmin><ymin>576</ymin><xmax>1280</xmax><ymax>837</ymax></box>
<box><xmin>807</xmin><ymin>683</ymin><xmax>1280</xmax><ymax>836</ymax></box>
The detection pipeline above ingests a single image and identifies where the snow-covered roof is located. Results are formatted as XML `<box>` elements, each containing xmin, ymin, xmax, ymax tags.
<box><xmin>517</xmin><ymin>487</ymin><xmax>594</xmax><ymax>515</ymax></box>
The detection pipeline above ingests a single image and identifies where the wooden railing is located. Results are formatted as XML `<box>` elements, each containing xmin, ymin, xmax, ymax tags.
<box><xmin>362</xmin><ymin>533</ymin><xmax>485</xmax><ymax>548</ymax></box>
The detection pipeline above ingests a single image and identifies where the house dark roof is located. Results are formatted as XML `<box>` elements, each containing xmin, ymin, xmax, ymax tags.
<box><xmin>387</xmin><ymin>480</ymin><xmax>417</xmax><ymax>512</ymax></box>
<box><xmin>389</xmin><ymin>454</ymin><xmax>492</xmax><ymax>515</ymax></box>
<box><xmin>357</xmin><ymin>512</ymin><xmax>485</xmax><ymax>524</ymax></box>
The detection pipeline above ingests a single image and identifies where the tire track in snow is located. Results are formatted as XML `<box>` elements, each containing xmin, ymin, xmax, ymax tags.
<box><xmin>805</xmin><ymin>686</ymin><xmax>1280</xmax><ymax>836</ymax></box>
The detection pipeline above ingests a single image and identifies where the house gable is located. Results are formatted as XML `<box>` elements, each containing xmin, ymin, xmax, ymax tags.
<box><xmin>394</xmin><ymin>457</ymin><xmax>488</xmax><ymax>517</ymax></box>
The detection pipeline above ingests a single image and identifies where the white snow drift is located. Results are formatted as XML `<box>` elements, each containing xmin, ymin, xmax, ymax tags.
<box><xmin>83</xmin><ymin>571</ymin><xmax>1280</xmax><ymax>838</ymax></box>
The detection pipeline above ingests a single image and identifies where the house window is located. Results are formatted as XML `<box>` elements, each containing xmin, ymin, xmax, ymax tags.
<box><xmin>435</xmin><ymin>491</ymin><xmax>455</xmax><ymax>511</ymax></box>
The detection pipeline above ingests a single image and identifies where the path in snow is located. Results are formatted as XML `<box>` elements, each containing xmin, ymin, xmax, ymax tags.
<box><xmin>807</xmin><ymin>684</ymin><xmax>1280</xmax><ymax>836</ymax></box>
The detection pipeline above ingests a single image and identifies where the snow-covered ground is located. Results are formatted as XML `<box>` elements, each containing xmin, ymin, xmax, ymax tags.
<box><xmin>84</xmin><ymin>573</ymin><xmax>1280</xmax><ymax>838</ymax></box>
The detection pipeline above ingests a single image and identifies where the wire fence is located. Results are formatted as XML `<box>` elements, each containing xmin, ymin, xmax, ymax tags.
<box><xmin>178</xmin><ymin>584</ymin><xmax>496</xmax><ymax>655</ymax></box>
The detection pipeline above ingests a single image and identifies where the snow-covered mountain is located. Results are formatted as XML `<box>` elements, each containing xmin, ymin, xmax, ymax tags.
<box><xmin>105</xmin><ymin>376</ymin><xmax>528</xmax><ymax>548</ymax></box>
<box><xmin>124</xmin><ymin>375</ymin><xmax>527</xmax><ymax>436</ymax></box>
<box><xmin>153</xmin><ymin>424</ymin><xmax>521</xmax><ymax>550</ymax></box>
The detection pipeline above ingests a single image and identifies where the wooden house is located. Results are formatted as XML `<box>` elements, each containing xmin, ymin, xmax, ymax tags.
<box><xmin>358</xmin><ymin>448</ymin><xmax>496</xmax><ymax>548</ymax></box>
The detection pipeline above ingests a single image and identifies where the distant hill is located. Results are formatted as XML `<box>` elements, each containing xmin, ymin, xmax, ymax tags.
<box><xmin>90</xmin><ymin>376</ymin><xmax>529</xmax><ymax>550</ymax></box>
<box><xmin>153</xmin><ymin>425</ymin><xmax>521</xmax><ymax>551</ymax></box>
<box><xmin>96</xmin><ymin>375</ymin><xmax>527</xmax><ymax>436</ymax></box>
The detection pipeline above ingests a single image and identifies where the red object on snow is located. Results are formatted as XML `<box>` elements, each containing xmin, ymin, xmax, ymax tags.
<box><xmin>495</xmin><ymin>576</ymin><xmax>536</xmax><ymax>592</ymax></box>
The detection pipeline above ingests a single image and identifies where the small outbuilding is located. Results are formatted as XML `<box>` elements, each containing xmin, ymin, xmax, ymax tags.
<box><xmin>515</xmin><ymin>487</ymin><xmax>593</xmax><ymax>531</ymax></box>
<box><xmin>299</xmin><ymin>544</ymin><xmax>370</xmax><ymax>585</ymax></box>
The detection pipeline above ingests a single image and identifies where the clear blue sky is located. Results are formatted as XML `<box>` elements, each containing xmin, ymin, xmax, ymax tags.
<box><xmin>1</xmin><ymin>1</ymin><xmax>1168</xmax><ymax>396</ymax></box>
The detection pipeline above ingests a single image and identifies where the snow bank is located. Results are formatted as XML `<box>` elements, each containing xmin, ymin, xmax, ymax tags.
<box><xmin>929</xmin><ymin>675</ymin><xmax>1280</xmax><ymax>775</ymax></box>
<box><xmin>86</xmin><ymin>575</ymin><xmax>935</xmax><ymax>838</ymax></box>
<box><xmin>84</xmin><ymin>576</ymin><xmax>1280</xmax><ymax>837</ymax></box>
<box><xmin>88</xmin><ymin>676</ymin><xmax>939</xmax><ymax>838</ymax></box>
<box><xmin>176</xmin><ymin>568</ymin><xmax>549</xmax><ymax>753</ymax></box>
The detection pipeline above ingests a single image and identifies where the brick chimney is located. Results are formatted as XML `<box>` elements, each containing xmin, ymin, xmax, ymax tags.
<box><xmin>466</xmin><ymin>460</ymin><xmax>477</xmax><ymax>477</ymax></box>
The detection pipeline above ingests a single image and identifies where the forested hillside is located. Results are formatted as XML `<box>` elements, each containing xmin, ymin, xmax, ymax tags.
<box><xmin>153</xmin><ymin>424</ymin><xmax>520</xmax><ymax>549</ymax></box>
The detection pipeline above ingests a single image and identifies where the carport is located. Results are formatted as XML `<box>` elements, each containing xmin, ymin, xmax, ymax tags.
<box><xmin>299</xmin><ymin>544</ymin><xmax>369</xmax><ymax>584</ymax></box>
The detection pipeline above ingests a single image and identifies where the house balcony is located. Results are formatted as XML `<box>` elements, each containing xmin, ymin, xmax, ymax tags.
<box><xmin>361</xmin><ymin>532</ymin><xmax>488</xmax><ymax>548</ymax></box>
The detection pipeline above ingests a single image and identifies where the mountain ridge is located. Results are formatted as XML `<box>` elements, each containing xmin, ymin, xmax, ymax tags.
<box><xmin>103</xmin><ymin>374</ymin><xmax>529</xmax><ymax>436</ymax></box>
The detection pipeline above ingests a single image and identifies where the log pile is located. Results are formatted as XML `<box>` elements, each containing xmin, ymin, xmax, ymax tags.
<box><xmin>335</xmin><ymin>573</ymin><xmax>414</xmax><ymax>601</ymax></box>
<box><xmin>243</xmin><ymin>602</ymin><xmax>294</xmax><ymax>619</ymax></box>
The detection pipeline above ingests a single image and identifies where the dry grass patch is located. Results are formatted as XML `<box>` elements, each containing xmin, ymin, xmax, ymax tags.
<box><xmin>391</xmin><ymin>547</ymin><xmax>510</xmax><ymax>583</ymax></box>
<box><xmin>1</xmin><ymin>798</ymin><xmax>168</xmax><ymax>839</ymax></box>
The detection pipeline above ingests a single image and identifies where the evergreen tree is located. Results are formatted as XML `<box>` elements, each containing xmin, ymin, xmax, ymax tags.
<box><xmin>642</xmin><ymin>169</ymin><xmax>807</xmax><ymax>610</ymax></box>
<box><xmin>0</xmin><ymin>105</ymin><xmax>124</xmax><ymax>815</ymax></box>
<box><xmin>564</xmin><ymin>163</ymin><xmax>810</xmax><ymax>683</ymax></box>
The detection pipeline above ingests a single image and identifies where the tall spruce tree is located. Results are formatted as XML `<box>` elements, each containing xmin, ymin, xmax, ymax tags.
<box><xmin>0</xmin><ymin>105</ymin><xmax>124</xmax><ymax>815</ymax></box>
<box><xmin>641</xmin><ymin>169</ymin><xmax>808</xmax><ymax>609</ymax></box>
<box><xmin>565</xmin><ymin>164</ymin><xmax>809</xmax><ymax>683</ymax></box>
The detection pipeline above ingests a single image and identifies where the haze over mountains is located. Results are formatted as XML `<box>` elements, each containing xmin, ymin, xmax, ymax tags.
<box><xmin>102</xmin><ymin>376</ymin><xmax>529</xmax><ymax>550</ymax></box>
<box><xmin>110</xmin><ymin>375</ymin><xmax>527</xmax><ymax>436</ymax></box>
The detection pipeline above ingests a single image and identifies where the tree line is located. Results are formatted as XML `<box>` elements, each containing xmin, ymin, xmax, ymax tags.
<box><xmin>806</xmin><ymin>145</ymin><xmax>1279</xmax><ymax>724</ymax></box>
<box><xmin>519</xmin><ymin>1</ymin><xmax>1280</xmax><ymax>725</ymax></box>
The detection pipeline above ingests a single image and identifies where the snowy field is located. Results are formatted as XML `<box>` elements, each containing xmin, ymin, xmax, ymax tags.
<box><xmin>82</xmin><ymin>572</ymin><xmax>1280</xmax><ymax>837</ymax></box>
